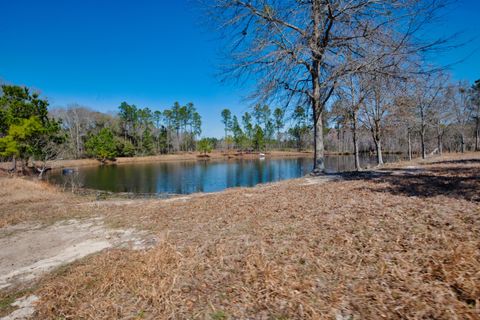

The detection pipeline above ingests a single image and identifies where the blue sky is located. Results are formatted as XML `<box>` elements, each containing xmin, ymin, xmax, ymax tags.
<box><xmin>1</xmin><ymin>0</ymin><xmax>479</xmax><ymax>137</ymax></box>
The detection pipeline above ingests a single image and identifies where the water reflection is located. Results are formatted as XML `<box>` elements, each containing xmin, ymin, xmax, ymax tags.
<box><xmin>47</xmin><ymin>154</ymin><xmax>402</xmax><ymax>195</ymax></box>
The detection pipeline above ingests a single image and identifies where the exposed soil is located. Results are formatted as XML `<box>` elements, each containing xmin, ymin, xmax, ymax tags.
<box><xmin>0</xmin><ymin>152</ymin><xmax>479</xmax><ymax>319</ymax></box>
<box><xmin>0</xmin><ymin>218</ymin><xmax>152</xmax><ymax>290</ymax></box>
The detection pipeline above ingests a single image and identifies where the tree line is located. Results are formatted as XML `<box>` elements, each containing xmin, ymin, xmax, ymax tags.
<box><xmin>1</xmin><ymin>77</ymin><xmax>478</xmax><ymax>176</ymax></box>
<box><xmin>219</xmin><ymin>104</ymin><xmax>313</xmax><ymax>152</ymax></box>
<box><xmin>0</xmin><ymin>84</ymin><xmax>207</xmax><ymax>172</ymax></box>
<box><xmin>208</xmin><ymin>0</ymin><xmax>474</xmax><ymax>173</ymax></box>
<box><xmin>218</xmin><ymin>76</ymin><xmax>480</xmax><ymax>171</ymax></box>
<box><xmin>57</xmin><ymin>101</ymin><xmax>203</xmax><ymax>162</ymax></box>
<box><xmin>328</xmin><ymin>75</ymin><xmax>480</xmax><ymax>170</ymax></box>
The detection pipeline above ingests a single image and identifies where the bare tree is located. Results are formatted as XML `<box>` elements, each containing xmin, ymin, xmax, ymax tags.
<box><xmin>450</xmin><ymin>82</ymin><xmax>472</xmax><ymax>153</ymax></box>
<box><xmin>470</xmin><ymin>80</ymin><xmax>480</xmax><ymax>151</ymax></box>
<box><xmin>207</xmin><ymin>0</ymin><xmax>449</xmax><ymax>173</ymax></box>
<box><xmin>410</xmin><ymin>74</ymin><xmax>446</xmax><ymax>158</ymax></box>
<box><xmin>52</xmin><ymin>105</ymin><xmax>117</xmax><ymax>159</ymax></box>
<box><xmin>34</xmin><ymin>140</ymin><xmax>64</xmax><ymax>179</ymax></box>
<box><xmin>393</xmin><ymin>94</ymin><xmax>417</xmax><ymax>160</ymax></box>
<box><xmin>335</xmin><ymin>73</ymin><xmax>370</xmax><ymax>170</ymax></box>
<box><xmin>430</xmin><ymin>87</ymin><xmax>453</xmax><ymax>155</ymax></box>
<box><xmin>361</xmin><ymin>75</ymin><xmax>399</xmax><ymax>165</ymax></box>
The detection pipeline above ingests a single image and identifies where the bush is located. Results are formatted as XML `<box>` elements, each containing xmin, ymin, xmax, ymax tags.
<box><xmin>197</xmin><ymin>138</ymin><xmax>213</xmax><ymax>154</ymax></box>
<box><xmin>85</xmin><ymin>128</ymin><xmax>118</xmax><ymax>163</ymax></box>
<box><xmin>115</xmin><ymin>138</ymin><xmax>135</xmax><ymax>157</ymax></box>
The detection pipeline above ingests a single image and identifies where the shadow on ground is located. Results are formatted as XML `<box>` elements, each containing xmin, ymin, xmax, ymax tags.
<box><xmin>427</xmin><ymin>159</ymin><xmax>480</xmax><ymax>165</ymax></box>
<box><xmin>338</xmin><ymin>159</ymin><xmax>480</xmax><ymax>202</ymax></box>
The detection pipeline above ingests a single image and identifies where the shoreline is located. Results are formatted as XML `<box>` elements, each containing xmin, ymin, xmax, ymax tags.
<box><xmin>39</xmin><ymin>150</ymin><xmax>315</xmax><ymax>170</ymax></box>
<box><xmin>0</xmin><ymin>149</ymin><xmax>410</xmax><ymax>171</ymax></box>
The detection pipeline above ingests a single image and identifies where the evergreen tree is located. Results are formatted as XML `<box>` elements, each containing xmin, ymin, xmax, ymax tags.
<box><xmin>0</xmin><ymin>85</ymin><xmax>62</xmax><ymax>171</ymax></box>
<box><xmin>118</xmin><ymin>102</ymin><xmax>138</xmax><ymax>144</ymax></box>
<box><xmin>221</xmin><ymin>108</ymin><xmax>232</xmax><ymax>140</ymax></box>
<box><xmin>231</xmin><ymin>115</ymin><xmax>244</xmax><ymax>147</ymax></box>
<box><xmin>85</xmin><ymin>127</ymin><xmax>118</xmax><ymax>163</ymax></box>
<box><xmin>252</xmin><ymin>125</ymin><xmax>265</xmax><ymax>151</ymax></box>
<box><xmin>197</xmin><ymin>138</ymin><xmax>213</xmax><ymax>155</ymax></box>
<box><xmin>142</xmin><ymin>126</ymin><xmax>155</xmax><ymax>155</ymax></box>
<box><xmin>273</xmin><ymin>108</ymin><xmax>285</xmax><ymax>145</ymax></box>
<box><xmin>288</xmin><ymin>106</ymin><xmax>311</xmax><ymax>151</ymax></box>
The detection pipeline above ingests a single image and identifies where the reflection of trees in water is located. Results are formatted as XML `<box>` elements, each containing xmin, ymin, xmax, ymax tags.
<box><xmin>195</xmin><ymin>160</ymin><xmax>209</xmax><ymax>193</ymax></box>
<box><xmin>49</xmin><ymin>155</ymin><xmax>406</xmax><ymax>195</ymax></box>
<box><xmin>225</xmin><ymin>160</ymin><xmax>237</xmax><ymax>188</ymax></box>
<box><xmin>266</xmin><ymin>160</ymin><xmax>274</xmax><ymax>182</ymax></box>
<box><xmin>254</xmin><ymin>160</ymin><xmax>265</xmax><ymax>184</ymax></box>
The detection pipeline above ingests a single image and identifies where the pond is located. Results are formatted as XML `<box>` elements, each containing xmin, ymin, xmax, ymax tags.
<box><xmin>47</xmin><ymin>154</ymin><xmax>403</xmax><ymax>195</ymax></box>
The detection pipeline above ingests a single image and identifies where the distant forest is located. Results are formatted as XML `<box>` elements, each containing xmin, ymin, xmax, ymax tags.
<box><xmin>0</xmin><ymin>77</ymin><xmax>479</xmax><ymax>175</ymax></box>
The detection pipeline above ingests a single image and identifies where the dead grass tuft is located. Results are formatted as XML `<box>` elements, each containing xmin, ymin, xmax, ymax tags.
<box><xmin>0</xmin><ymin>177</ymin><xmax>92</xmax><ymax>228</ymax></box>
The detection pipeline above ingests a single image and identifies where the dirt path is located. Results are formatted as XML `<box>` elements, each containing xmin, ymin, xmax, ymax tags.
<box><xmin>0</xmin><ymin>218</ymin><xmax>155</xmax><ymax>319</ymax></box>
<box><xmin>0</xmin><ymin>218</ymin><xmax>154</xmax><ymax>289</ymax></box>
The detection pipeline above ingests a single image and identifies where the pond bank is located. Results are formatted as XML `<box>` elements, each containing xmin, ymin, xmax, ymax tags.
<box><xmin>48</xmin><ymin>150</ymin><xmax>315</xmax><ymax>169</ymax></box>
<box><xmin>1</xmin><ymin>152</ymin><xmax>479</xmax><ymax>319</ymax></box>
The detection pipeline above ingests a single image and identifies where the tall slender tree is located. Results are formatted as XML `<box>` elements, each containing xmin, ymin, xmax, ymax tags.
<box><xmin>221</xmin><ymin>108</ymin><xmax>232</xmax><ymax>141</ymax></box>
<box><xmin>273</xmin><ymin>107</ymin><xmax>285</xmax><ymax>147</ymax></box>
<box><xmin>470</xmin><ymin>80</ymin><xmax>480</xmax><ymax>151</ymax></box>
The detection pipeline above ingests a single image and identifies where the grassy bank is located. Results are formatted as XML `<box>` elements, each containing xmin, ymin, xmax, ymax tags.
<box><xmin>1</xmin><ymin>153</ymin><xmax>479</xmax><ymax>319</ymax></box>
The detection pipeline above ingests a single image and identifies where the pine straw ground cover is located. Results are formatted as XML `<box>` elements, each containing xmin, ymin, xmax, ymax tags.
<box><xmin>19</xmin><ymin>154</ymin><xmax>480</xmax><ymax>318</ymax></box>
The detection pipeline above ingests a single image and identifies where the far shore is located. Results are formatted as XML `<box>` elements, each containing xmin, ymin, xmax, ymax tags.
<box><xmin>0</xmin><ymin>149</ymin><xmax>412</xmax><ymax>171</ymax></box>
<box><xmin>49</xmin><ymin>150</ymin><xmax>315</xmax><ymax>169</ymax></box>
<box><xmin>1</xmin><ymin>150</ymin><xmax>316</xmax><ymax>171</ymax></box>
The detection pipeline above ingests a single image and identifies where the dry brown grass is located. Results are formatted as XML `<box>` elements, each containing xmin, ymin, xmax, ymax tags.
<box><xmin>0</xmin><ymin>176</ymin><xmax>92</xmax><ymax>228</ymax></box>
<box><xmin>24</xmin><ymin>153</ymin><xmax>480</xmax><ymax>319</ymax></box>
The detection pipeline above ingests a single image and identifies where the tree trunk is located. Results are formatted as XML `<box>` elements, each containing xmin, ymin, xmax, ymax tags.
<box><xmin>374</xmin><ymin>138</ymin><xmax>384</xmax><ymax>165</ymax></box>
<box><xmin>38</xmin><ymin>163</ymin><xmax>46</xmax><ymax>179</ymax></box>
<box><xmin>407</xmin><ymin>130</ymin><xmax>412</xmax><ymax>161</ymax></box>
<box><xmin>420</xmin><ymin>108</ymin><xmax>426</xmax><ymax>159</ymax></box>
<box><xmin>352</xmin><ymin>112</ymin><xmax>360</xmax><ymax>171</ymax></box>
<box><xmin>437</xmin><ymin>133</ymin><xmax>443</xmax><ymax>155</ymax></box>
<box><xmin>310</xmin><ymin>0</ymin><xmax>326</xmax><ymax>174</ymax></box>
<box><xmin>461</xmin><ymin>133</ymin><xmax>466</xmax><ymax>153</ymax></box>
<box><xmin>420</xmin><ymin>130</ymin><xmax>426</xmax><ymax>159</ymax></box>
<box><xmin>310</xmin><ymin>56</ymin><xmax>325</xmax><ymax>174</ymax></box>
<box><xmin>11</xmin><ymin>156</ymin><xmax>17</xmax><ymax>172</ymax></box>
<box><xmin>370</xmin><ymin>122</ymin><xmax>384</xmax><ymax>166</ymax></box>
<box><xmin>75</xmin><ymin>123</ymin><xmax>80</xmax><ymax>159</ymax></box>
<box><xmin>20</xmin><ymin>158</ymin><xmax>26</xmax><ymax>174</ymax></box>
<box><xmin>313</xmin><ymin>109</ymin><xmax>325</xmax><ymax>173</ymax></box>
<box><xmin>475</xmin><ymin>118</ymin><xmax>480</xmax><ymax>151</ymax></box>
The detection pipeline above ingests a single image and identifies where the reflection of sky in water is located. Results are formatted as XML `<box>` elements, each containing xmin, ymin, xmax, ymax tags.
<box><xmin>48</xmin><ymin>155</ymin><xmax>402</xmax><ymax>195</ymax></box>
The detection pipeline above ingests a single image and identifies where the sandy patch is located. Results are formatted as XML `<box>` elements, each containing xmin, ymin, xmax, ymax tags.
<box><xmin>0</xmin><ymin>295</ymin><xmax>38</xmax><ymax>320</ymax></box>
<box><xmin>301</xmin><ymin>175</ymin><xmax>339</xmax><ymax>185</ymax></box>
<box><xmin>0</xmin><ymin>218</ymin><xmax>152</xmax><ymax>290</ymax></box>
<box><xmin>163</xmin><ymin>196</ymin><xmax>192</xmax><ymax>203</ymax></box>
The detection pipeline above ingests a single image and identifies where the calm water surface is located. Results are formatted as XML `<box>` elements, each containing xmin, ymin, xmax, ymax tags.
<box><xmin>47</xmin><ymin>154</ymin><xmax>402</xmax><ymax>195</ymax></box>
